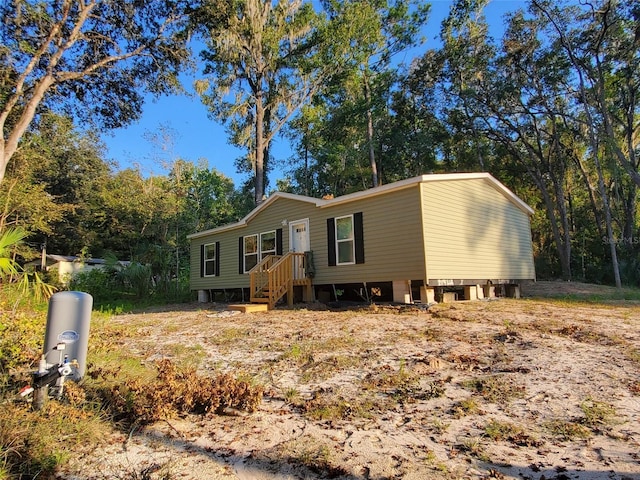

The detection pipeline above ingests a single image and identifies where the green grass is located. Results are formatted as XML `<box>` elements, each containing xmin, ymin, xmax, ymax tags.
<box><xmin>271</xmin><ymin>435</ymin><xmax>347</xmax><ymax>477</ymax></box>
<box><xmin>166</xmin><ymin>343</ymin><xmax>206</xmax><ymax>368</ymax></box>
<box><xmin>0</xmin><ymin>401</ymin><xmax>110</xmax><ymax>479</ymax></box>
<box><xmin>626</xmin><ymin>347</ymin><xmax>640</xmax><ymax>365</ymax></box>
<box><xmin>212</xmin><ymin>327</ymin><xmax>253</xmax><ymax>345</ymax></box>
<box><xmin>541</xmin><ymin>287</ymin><xmax>640</xmax><ymax>304</ymax></box>
<box><xmin>458</xmin><ymin>436</ymin><xmax>489</xmax><ymax>462</ymax></box>
<box><xmin>279</xmin><ymin>343</ymin><xmax>314</xmax><ymax>365</ymax></box>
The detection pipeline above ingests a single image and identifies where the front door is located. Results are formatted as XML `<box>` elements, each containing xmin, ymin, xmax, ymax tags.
<box><xmin>289</xmin><ymin>219</ymin><xmax>310</xmax><ymax>253</ymax></box>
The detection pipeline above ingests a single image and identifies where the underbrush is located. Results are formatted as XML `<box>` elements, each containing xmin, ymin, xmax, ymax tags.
<box><xmin>69</xmin><ymin>266</ymin><xmax>194</xmax><ymax>307</ymax></box>
<box><xmin>0</xmin><ymin>400</ymin><xmax>108</xmax><ymax>479</ymax></box>
<box><xmin>0</xmin><ymin>293</ymin><xmax>263</xmax><ymax>479</ymax></box>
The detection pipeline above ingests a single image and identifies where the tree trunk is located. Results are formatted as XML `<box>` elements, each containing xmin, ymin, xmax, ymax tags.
<box><xmin>577</xmin><ymin>66</ymin><xmax>622</xmax><ymax>287</ymax></box>
<box><xmin>1</xmin><ymin>75</ymin><xmax>56</xmax><ymax>185</ymax></box>
<box><xmin>363</xmin><ymin>70</ymin><xmax>378</xmax><ymax>188</ymax></box>
<box><xmin>254</xmin><ymin>96</ymin><xmax>265</xmax><ymax>205</ymax></box>
<box><xmin>523</xmin><ymin>161</ymin><xmax>572</xmax><ymax>280</ymax></box>
<box><xmin>551</xmin><ymin>173</ymin><xmax>572</xmax><ymax>280</ymax></box>
<box><xmin>573</xmin><ymin>153</ymin><xmax>605</xmax><ymax>239</ymax></box>
<box><xmin>622</xmin><ymin>184</ymin><xmax>636</xmax><ymax>246</ymax></box>
<box><xmin>594</xmin><ymin>158</ymin><xmax>622</xmax><ymax>288</ymax></box>
<box><xmin>0</xmin><ymin>150</ymin><xmax>7</xmax><ymax>187</ymax></box>
<box><xmin>540</xmin><ymin>181</ymin><xmax>572</xmax><ymax>280</ymax></box>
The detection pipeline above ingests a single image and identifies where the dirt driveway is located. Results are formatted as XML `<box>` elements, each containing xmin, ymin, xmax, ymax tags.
<box><xmin>64</xmin><ymin>282</ymin><xmax>640</xmax><ymax>480</ymax></box>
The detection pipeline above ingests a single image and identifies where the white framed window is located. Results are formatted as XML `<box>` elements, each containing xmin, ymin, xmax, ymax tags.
<box><xmin>260</xmin><ymin>230</ymin><xmax>276</xmax><ymax>259</ymax></box>
<box><xmin>244</xmin><ymin>234</ymin><xmax>258</xmax><ymax>272</ymax></box>
<box><xmin>335</xmin><ymin>215</ymin><xmax>355</xmax><ymax>265</ymax></box>
<box><xmin>203</xmin><ymin>243</ymin><xmax>217</xmax><ymax>276</ymax></box>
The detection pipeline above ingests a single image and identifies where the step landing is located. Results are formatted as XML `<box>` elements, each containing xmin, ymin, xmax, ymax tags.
<box><xmin>227</xmin><ymin>303</ymin><xmax>269</xmax><ymax>313</ymax></box>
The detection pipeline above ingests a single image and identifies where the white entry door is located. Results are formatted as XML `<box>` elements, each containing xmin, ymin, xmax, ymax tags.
<box><xmin>289</xmin><ymin>219</ymin><xmax>310</xmax><ymax>253</ymax></box>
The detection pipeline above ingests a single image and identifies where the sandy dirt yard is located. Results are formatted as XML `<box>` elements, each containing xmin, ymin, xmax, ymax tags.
<box><xmin>63</xmin><ymin>282</ymin><xmax>640</xmax><ymax>480</ymax></box>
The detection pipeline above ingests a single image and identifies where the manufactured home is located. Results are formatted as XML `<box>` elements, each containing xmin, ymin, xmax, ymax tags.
<box><xmin>27</xmin><ymin>254</ymin><xmax>130</xmax><ymax>285</ymax></box>
<box><xmin>188</xmin><ymin>173</ymin><xmax>535</xmax><ymax>308</ymax></box>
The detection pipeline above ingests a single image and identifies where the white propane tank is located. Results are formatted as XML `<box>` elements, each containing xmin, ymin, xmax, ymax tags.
<box><xmin>43</xmin><ymin>291</ymin><xmax>92</xmax><ymax>380</ymax></box>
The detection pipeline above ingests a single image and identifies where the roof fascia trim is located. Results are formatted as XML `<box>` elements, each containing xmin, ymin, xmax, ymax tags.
<box><xmin>187</xmin><ymin>173</ymin><xmax>533</xmax><ymax>240</ymax></box>
<box><xmin>186</xmin><ymin>192</ymin><xmax>324</xmax><ymax>239</ymax></box>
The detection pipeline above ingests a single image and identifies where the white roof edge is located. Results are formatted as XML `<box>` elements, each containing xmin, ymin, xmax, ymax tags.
<box><xmin>186</xmin><ymin>191</ymin><xmax>324</xmax><ymax>239</ymax></box>
<box><xmin>317</xmin><ymin>173</ymin><xmax>490</xmax><ymax>207</ymax></box>
<box><xmin>319</xmin><ymin>172</ymin><xmax>533</xmax><ymax>215</ymax></box>
<box><xmin>186</xmin><ymin>220</ymin><xmax>245</xmax><ymax>239</ymax></box>
<box><xmin>187</xmin><ymin>172</ymin><xmax>533</xmax><ymax>239</ymax></box>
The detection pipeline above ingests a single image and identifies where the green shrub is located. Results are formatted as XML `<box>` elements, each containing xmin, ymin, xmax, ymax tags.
<box><xmin>0</xmin><ymin>402</ymin><xmax>108</xmax><ymax>479</ymax></box>
<box><xmin>0</xmin><ymin>309</ymin><xmax>45</xmax><ymax>375</ymax></box>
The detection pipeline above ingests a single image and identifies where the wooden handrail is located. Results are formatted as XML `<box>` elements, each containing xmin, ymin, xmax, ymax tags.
<box><xmin>249</xmin><ymin>255</ymin><xmax>282</xmax><ymax>299</ymax></box>
<box><xmin>250</xmin><ymin>252</ymin><xmax>307</xmax><ymax>309</ymax></box>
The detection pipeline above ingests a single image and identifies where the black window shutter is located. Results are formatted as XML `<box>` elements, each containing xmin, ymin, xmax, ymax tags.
<box><xmin>276</xmin><ymin>228</ymin><xmax>283</xmax><ymax>255</ymax></box>
<box><xmin>327</xmin><ymin>218</ymin><xmax>336</xmax><ymax>266</ymax></box>
<box><xmin>354</xmin><ymin>212</ymin><xmax>365</xmax><ymax>264</ymax></box>
<box><xmin>200</xmin><ymin>244</ymin><xmax>205</xmax><ymax>277</ymax></box>
<box><xmin>238</xmin><ymin>236</ymin><xmax>244</xmax><ymax>274</ymax></box>
<box><xmin>215</xmin><ymin>242</ymin><xmax>220</xmax><ymax>276</ymax></box>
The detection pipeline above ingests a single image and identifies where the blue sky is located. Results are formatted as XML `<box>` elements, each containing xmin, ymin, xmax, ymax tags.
<box><xmin>101</xmin><ymin>0</ymin><xmax>528</xmax><ymax>187</ymax></box>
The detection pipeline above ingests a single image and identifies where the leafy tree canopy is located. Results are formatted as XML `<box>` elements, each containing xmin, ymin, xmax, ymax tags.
<box><xmin>0</xmin><ymin>0</ymin><xmax>194</xmax><ymax>185</ymax></box>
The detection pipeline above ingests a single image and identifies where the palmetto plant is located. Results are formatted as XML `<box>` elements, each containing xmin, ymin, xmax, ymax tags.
<box><xmin>0</xmin><ymin>227</ymin><xmax>55</xmax><ymax>302</ymax></box>
<box><xmin>0</xmin><ymin>227</ymin><xmax>25</xmax><ymax>277</ymax></box>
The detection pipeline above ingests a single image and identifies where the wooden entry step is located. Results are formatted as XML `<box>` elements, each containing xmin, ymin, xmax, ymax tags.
<box><xmin>227</xmin><ymin>303</ymin><xmax>269</xmax><ymax>313</ymax></box>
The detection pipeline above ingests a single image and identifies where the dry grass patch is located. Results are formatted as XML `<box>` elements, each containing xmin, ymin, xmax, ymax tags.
<box><xmin>88</xmin><ymin>359</ymin><xmax>263</xmax><ymax>424</ymax></box>
<box><xmin>6</xmin><ymin>281</ymin><xmax>639</xmax><ymax>480</ymax></box>
<box><xmin>556</xmin><ymin>323</ymin><xmax>620</xmax><ymax>345</ymax></box>
<box><xmin>543</xmin><ymin>419</ymin><xmax>592</xmax><ymax>441</ymax></box>
<box><xmin>462</xmin><ymin>374</ymin><xmax>526</xmax><ymax>404</ymax></box>
<box><xmin>457</xmin><ymin>436</ymin><xmax>490</xmax><ymax>462</ymax></box>
<box><xmin>451</xmin><ymin>397</ymin><xmax>483</xmax><ymax>418</ymax></box>
<box><xmin>302</xmin><ymin>389</ymin><xmax>378</xmax><ymax>421</ymax></box>
<box><xmin>300</xmin><ymin>353</ymin><xmax>362</xmax><ymax>382</ymax></box>
<box><xmin>580</xmin><ymin>397</ymin><xmax>620</xmax><ymax>432</ymax></box>
<box><xmin>0</xmin><ymin>401</ymin><xmax>109</xmax><ymax>479</ymax></box>
<box><xmin>263</xmin><ymin>435</ymin><xmax>349</xmax><ymax>478</ymax></box>
<box><xmin>483</xmin><ymin>420</ymin><xmax>542</xmax><ymax>447</ymax></box>
<box><xmin>360</xmin><ymin>361</ymin><xmax>446</xmax><ymax>404</ymax></box>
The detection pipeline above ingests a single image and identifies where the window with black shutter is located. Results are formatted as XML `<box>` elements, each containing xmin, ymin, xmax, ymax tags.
<box><xmin>239</xmin><ymin>228</ymin><xmax>285</xmax><ymax>273</ymax></box>
<box><xmin>327</xmin><ymin>212</ymin><xmax>364</xmax><ymax>266</ymax></box>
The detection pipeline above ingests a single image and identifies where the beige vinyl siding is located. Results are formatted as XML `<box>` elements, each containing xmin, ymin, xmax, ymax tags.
<box><xmin>310</xmin><ymin>185</ymin><xmax>426</xmax><ymax>285</ymax></box>
<box><xmin>421</xmin><ymin>179</ymin><xmax>535</xmax><ymax>282</ymax></box>
<box><xmin>189</xmin><ymin>197</ymin><xmax>317</xmax><ymax>290</ymax></box>
<box><xmin>189</xmin><ymin>174</ymin><xmax>535</xmax><ymax>293</ymax></box>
